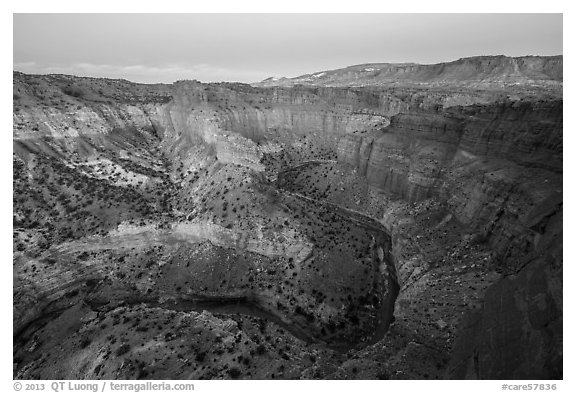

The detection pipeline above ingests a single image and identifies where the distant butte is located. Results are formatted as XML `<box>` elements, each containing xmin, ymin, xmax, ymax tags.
<box><xmin>254</xmin><ymin>55</ymin><xmax>563</xmax><ymax>91</ymax></box>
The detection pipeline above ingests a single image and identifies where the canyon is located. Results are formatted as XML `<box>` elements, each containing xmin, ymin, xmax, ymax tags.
<box><xmin>13</xmin><ymin>55</ymin><xmax>562</xmax><ymax>379</ymax></box>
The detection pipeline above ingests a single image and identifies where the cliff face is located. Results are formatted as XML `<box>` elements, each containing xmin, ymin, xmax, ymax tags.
<box><xmin>341</xmin><ymin>100</ymin><xmax>562</xmax><ymax>379</ymax></box>
<box><xmin>337</xmin><ymin>101</ymin><xmax>562</xmax><ymax>247</ymax></box>
<box><xmin>13</xmin><ymin>69</ymin><xmax>562</xmax><ymax>379</ymax></box>
<box><xmin>15</xmin><ymin>72</ymin><xmax>559</xmax><ymax>173</ymax></box>
<box><xmin>447</xmin><ymin>194</ymin><xmax>562</xmax><ymax>379</ymax></box>
<box><xmin>338</xmin><ymin>101</ymin><xmax>562</xmax><ymax>197</ymax></box>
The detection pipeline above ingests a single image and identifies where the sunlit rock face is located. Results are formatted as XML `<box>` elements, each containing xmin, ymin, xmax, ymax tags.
<box><xmin>13</xmin><ymin>56</ymin><xmax>562</xmax><ymax>380</ymax></box>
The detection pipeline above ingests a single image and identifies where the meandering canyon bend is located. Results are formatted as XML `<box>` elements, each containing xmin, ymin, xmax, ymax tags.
<box><xmin>13</xmin><ymin>55</ymin><xmax>563</xmax><ymax>379</ymax></box>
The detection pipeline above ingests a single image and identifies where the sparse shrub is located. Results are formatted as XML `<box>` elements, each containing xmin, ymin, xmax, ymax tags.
<box><xmin>136</xmin><ymin>367</ymin><xmax>149</xmax><ymax>379</ymax></box>
<box><xmin>79</xmin><ymin>336</ymin><xmax>92</xmax><ymax>348</ymax></box>
<box><xmin>255</xmin><ymin>344</ymin><xmax>267</xmax><ymax>355</ymax></box>
<box><xmin>195</xmin><ymin>351</ymin><xmax>206</xmax><ymax>362</ymax></box>
<box><xmin>62</xmin><ymin>85</ymin><xmax>84</xmax><ymax>98</ymax></box>
<box><xmin>228</xmin><ymin>367</ymin><xmax>242</xmax><ymax>379</ymax></box>
<box><xmin>116</xmin><ymin>343</ymin><xmax>130</xmax><ymax>356</ymax></box>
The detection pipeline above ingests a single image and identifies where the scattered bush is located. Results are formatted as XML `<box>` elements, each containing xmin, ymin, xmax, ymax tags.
<box><xmin>79</xmin><ymin>337</ymin><xmax>92</xmax><ymax>348</ymax></box>
<box><xmin>195</xmin><ymin>351</ymin><xmax>206</xmax><ymax>362</ymax></box>
<box><xmin>255</xmin><ymin>344</ymin><xmax>267</xmax><ymax>355</ymax></box>
<box><xmin>62</xmin><ymin>85</ymin><xmax>84</xmax><ymax>98</ymax></box>
<box><xmin>115</xmin><ymin>343</ymin><xmax>130</xmax><ymax>356</ymax></box>
<box><xmin>228</xmin><ymin>367</ymin><xmax>242</xmax><ymax>379</ymax></box>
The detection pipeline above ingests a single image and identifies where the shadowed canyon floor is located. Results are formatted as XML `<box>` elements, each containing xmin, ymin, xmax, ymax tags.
<box><xmin>13</xmin><ymin>55</ymin><xmax>562</xmax><ymax>379</ymax></box>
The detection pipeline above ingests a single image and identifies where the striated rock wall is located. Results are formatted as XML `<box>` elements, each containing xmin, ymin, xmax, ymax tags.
<box><xmin>337</xmin><ymin>99</ymin><xmax>562</xmax><ymax>268</ymax></box>
<box><xmin>455</xmin><ymin>100</ymin><xmax>562</xmax><ymax>170</ymax></box>
<box><xmin>337</xmin><ymin>100</ymin><xmax>562</xmax><ymax>209</ymax></box>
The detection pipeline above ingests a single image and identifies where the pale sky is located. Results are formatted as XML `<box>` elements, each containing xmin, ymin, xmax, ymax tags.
<box><xmin>13</xmin><ymin>13</ymin><xmax>563</xmax><ymax>84</ymax></box>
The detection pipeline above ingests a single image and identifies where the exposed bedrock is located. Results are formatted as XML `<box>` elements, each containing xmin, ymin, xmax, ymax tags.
<box><xmin>15</xmin><ymin>73</ymin><xmax>523</xmax><ymax>166</ymax></box>
<box><xmin>335</xmin><ymin>98</ymin><xmax>562</xmax><ymax>379</ymax></box>
<box><xmin>277</xmin><ymin>98</ymin><xmax>562</xmax><ymax>378</ymax></box>
<box><xmin>337</xmin><ymin>100</ymin><xmax>562</xmax><ymax>203</ymax></box>
<box><xmin>447</xmin><ymin>195</ymin><xmax>562</xmax><ymax>379</ymax></box>
<box><xmin>337</xmin><ymin>100</ymin><xmax>562</xmax><ymax>266</ymax></box>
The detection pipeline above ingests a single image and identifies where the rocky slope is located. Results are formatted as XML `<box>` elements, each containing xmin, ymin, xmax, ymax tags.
<box><xmin>13</xmin><ymin>62</ymin><xmax>562</xmax><ymax>379</ymax></box>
